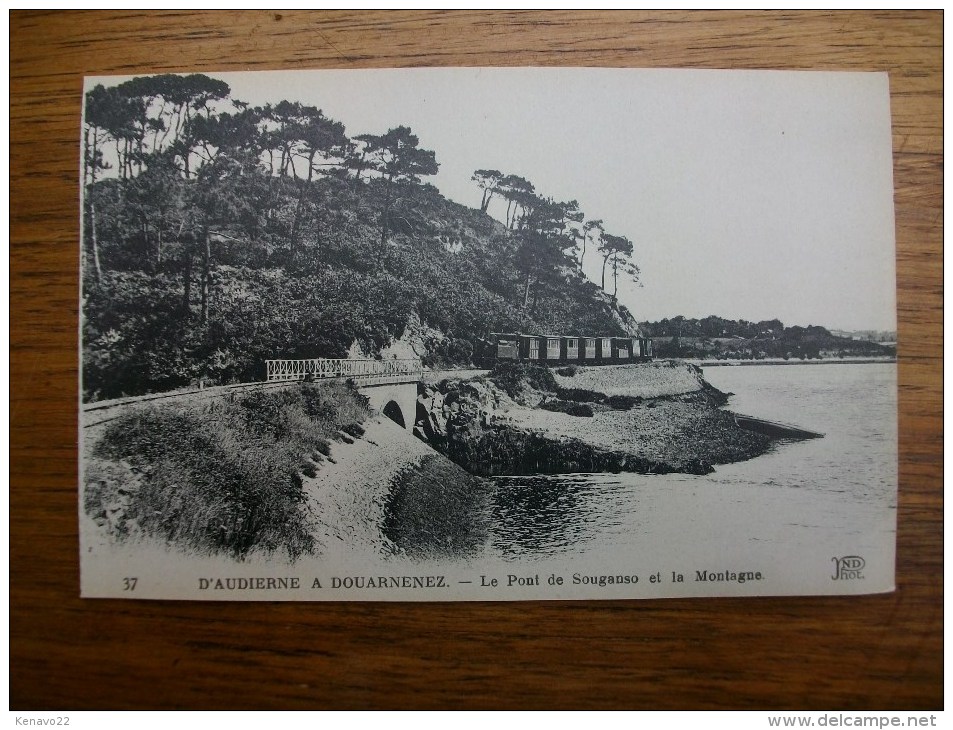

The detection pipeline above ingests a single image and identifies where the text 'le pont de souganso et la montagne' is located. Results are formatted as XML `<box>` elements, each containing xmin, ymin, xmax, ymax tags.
<box><xmin>195</xmin><ymin>569</ymin><xmax>765</xmax><ymax>592</ymax></box>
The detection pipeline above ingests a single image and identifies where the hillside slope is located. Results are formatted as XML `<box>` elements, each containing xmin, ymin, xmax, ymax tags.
<box><xmin>82</xmin><ymin>176</ymin><xmax>637</xmax><ymax>401</ymax></box>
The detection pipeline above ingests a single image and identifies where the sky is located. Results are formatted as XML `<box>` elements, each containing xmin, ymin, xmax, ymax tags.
<box><xmin>89</xmin><ymin>68</ymin><xmax>898</xmax><ymax>332</ymax></box>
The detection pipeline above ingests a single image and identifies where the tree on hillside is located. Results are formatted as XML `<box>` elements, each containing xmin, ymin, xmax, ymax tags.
<box><xmin>116</xmin><ymin>74</ymin><xmax>231</xmax><ymax>178</ymax></box>
<box><xmin>609</xmin><ymin>238</ymin><xmax>639</xmax><ymax>299</ymax></box>
<box><xmin>122</xmin><ymin>152</ymin><xmax>186</xmax><ymax>271</ymax></box>
<box><xmin>112</xmin><ymin>75</ymin><xmax>167</xmax><ymax>164</ymax></box>
<box><xmin>356</xmin><ymin>126</ymin><xmax>439</xmax><ymax>265</ymax></box>
<box><xmin>553</xmin><ymin>200</ymin><xmax>584</xmax><ymax>265</ymax></box>
<box><xmin>168</xmin><ymin>75</ymin><xmax>232</xmax><ymax>178</ymax></box>
<box><xmin>555</xmin><ymin>200</ymin><xmax>584</xmax><ymax>233</ymax></box>
<box><xmin>498</xmin><ymin>174</ymin><xmax>536</xmax><ymax>229</ymax></box>
<box><xmin>293</xmin><ymin>108</ymin><xmax>348</xmax><ymax>183</ymax></box>
<box><xmin>83</xmin><ymin>84</ymin><xmax>116</xmax><ymax>283</ymax></box>
<box><xmin>91</xmin><ymin>85</ymin><xmax>147</xmax><ymax>181</ymax></box>
<box><xmin>262</xmin><ymin>100</ymin><xmax>308</xmax><ymax>178</ymax></box>
<box><xmin>188</xmin><ymin>106</ymin><xmax>263</xmax><ymax>170</ymax></box>
<box><xmin>598</xmin><ymin>232</ymin><xmax>634</xmax><ymax>294</ymax></box>
<box><xmin>515</xmin><ymin>196</ymin><xmax>578</xmax><ymax>310</ymax></box>
<box><xmin>255</xmin><ymin>106</ymin><xmax>283</xmax><ymax>177</ymax></box>
<box><xmin>287</xmin><ymin>107</ymin><xmax>348</xmax><ymax>257</ymax></box>
<box><xmin>472</xmin><ymin>169</ymin><xmax>503</xmax><ymax>214</ymax></box>
<box><xmin>579</xmin><ymin>219</ymin><xmax>603</xmax><ymax>271</ymax></box>
<box><xmin>185</xmin><ymin>154</ymin><xmax>259</xmax><ymax>325</ymax></box>
<box><xmin>343</xmin><ymin>138</ymin><xmax>371</xmax><ymax>184</ymax></box>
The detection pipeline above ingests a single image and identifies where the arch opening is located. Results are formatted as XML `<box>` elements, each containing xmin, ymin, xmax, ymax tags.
<box><xmin>382</xmin><ymin>400</ymin><xmax>405</xmax><ymax>428</ymax></box>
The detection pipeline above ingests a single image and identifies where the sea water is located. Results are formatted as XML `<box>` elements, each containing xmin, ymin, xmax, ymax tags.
<box><xmin>481</xmin><ymin>363</ymin><xmax>898</xmax><ymax>586</ymax></box>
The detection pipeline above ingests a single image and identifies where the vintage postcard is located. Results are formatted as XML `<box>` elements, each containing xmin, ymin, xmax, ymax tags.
<box><xmin>79</xmin><ymin>68</ymin><xmax>897</xmax><ymax>600</ymax></box>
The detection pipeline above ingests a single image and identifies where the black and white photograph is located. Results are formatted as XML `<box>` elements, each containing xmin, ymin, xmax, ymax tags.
<box><xmin>78</xmin><ymin>67</ymin><xmax>898</xmax><ymax>600</ymax></box>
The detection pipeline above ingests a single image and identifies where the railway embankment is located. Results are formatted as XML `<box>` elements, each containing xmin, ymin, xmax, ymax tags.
<box><xmin>416</xmin><ymin>360</ymin><xmax>775</xmax><ymax>476</ymax></box>
<box><xmin>82</xmin><ymin>380</ymin><xmax>491</xmax><ymax>561</ymax></box>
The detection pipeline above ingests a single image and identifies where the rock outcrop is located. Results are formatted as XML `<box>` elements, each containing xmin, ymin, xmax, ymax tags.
<box><xmin>414</xmin><ymin>361</ymin><xmax>774</xmax><ymax>477</ymax></box>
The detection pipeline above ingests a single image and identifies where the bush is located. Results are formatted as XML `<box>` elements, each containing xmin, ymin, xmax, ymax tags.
<box><xmin>341</xmin><ymin>423</ymin><xmax>366</xmax><ymax>438</ymax></box>
<box><xmin>489</xmin><ymin>361</ymin><xmax>557</xmax><ymax>398</ymax></box>
<box><xmin>555</xmin><ymin>365</ymin><xmax>578</xmax><ymax>377</ymax></box>
<box><xmin>382</xmin><ymin>454</ymin><xmax>492</xmax><ymax>559</ymax></box>
<box><xmin>421</xmin><ymin>336</ymin><xmax>475</xmax><ymax>369</ymax></box>
<box><xmin>556</xmin><ymin>386</ymin><xmax>604</xmax><ymax>403</ymax></box>
<box><xmin>607</xmin><ymin>394</ymin><xmax>641</xmax><ymax>410</ymax></box>
<box><xmin>539</xmin><ymin>399</ymin><xmax>594</xmax><ymax>417</ymax></box>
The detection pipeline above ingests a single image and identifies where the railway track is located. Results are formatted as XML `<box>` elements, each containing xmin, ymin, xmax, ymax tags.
<box><xmin>82</xmin><ymin>360</ymin><xmax>440</xmax><ymax>430</ymax></box>
<box><xmin>81</xmin><ymin>380</ymin><xmax>295</xmax><ymax>429</ymax></box>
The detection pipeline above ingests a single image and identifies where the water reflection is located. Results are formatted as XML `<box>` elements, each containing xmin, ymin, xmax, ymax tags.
<box><xmin>386</xmin><ymin>364</ymin><xmax>896</xmax><ymax>566</ymax></box>
<box><xmin>489</xmin><ymin>475</ymin><xmax>629</xmax><ymax>558</ymax></box>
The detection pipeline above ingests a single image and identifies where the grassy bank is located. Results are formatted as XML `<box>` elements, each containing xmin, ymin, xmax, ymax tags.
<box><xmin>84</xmin><ymin>381</ymin><xmax>369</xmax><ymax>561</ymax></box>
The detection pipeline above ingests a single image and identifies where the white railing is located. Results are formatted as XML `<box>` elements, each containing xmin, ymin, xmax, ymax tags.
<box><xmin>265</xmin><ymin>358</ymin><xmax>424</xmax><ymax>386</ymax></box>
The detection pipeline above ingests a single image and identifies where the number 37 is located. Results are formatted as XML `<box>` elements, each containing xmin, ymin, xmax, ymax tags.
<box><xmin>123</xmin><ymin>577</ymin><xmax>138</xmax><ymax>591</ymax></box>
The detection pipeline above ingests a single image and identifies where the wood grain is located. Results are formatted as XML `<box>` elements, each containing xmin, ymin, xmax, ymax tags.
<box><xmin>10</xmin><ymin>10</ymin><xmax>941</xmax><ymax>710</ymax></box>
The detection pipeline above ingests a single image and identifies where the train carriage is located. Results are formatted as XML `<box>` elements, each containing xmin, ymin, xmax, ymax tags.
<box><xmin>613</xmin><ymin>337</ymin><xmax>630</xmax><ymax>360</ymax></box>
<box><xmin>486</xmin><ymin>332</ymin><xmax>653</xmax><ymax>365</ymax></box>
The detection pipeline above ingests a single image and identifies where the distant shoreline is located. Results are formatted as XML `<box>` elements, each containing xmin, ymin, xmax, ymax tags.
<box><xmin>691</xmin><ymin>357</ymin><xmax>896</xmax><ymax>367</ymax></box>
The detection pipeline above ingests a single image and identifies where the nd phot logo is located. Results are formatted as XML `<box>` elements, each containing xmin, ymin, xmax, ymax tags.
<box><xmin>831</xmin><ymin>555</ymin><xmax>865</xmax><ymax>580</ymax></box>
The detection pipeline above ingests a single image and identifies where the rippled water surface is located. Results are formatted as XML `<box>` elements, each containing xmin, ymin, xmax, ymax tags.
<box><xmin>484</xmin><ymin>363</ymin><xmax>897</xmax><ymax>567</ymax></box>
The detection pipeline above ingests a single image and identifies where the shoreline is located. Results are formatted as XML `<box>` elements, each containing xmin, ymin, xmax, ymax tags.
<box><xmin>690</xmin><ymin>357</ymin><xmax>895</xmax><ymax>367</ymax></box>
<box><xmin>80</xmin><ymin>360</ymin><xmax>821</xmax><ymax>562</ymax></box>
<box><xmin>418</xmin><ymin>361</ymin><xmax>781</xmax><ymax>477</ymax></box>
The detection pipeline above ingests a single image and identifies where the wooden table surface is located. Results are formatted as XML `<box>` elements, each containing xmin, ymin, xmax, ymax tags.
<box><xmin>10</xmin><ymin>11</ymin><xmax>942</xmax><ymax>710</ymax></box>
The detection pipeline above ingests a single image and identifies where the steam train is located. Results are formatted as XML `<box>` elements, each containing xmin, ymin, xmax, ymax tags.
<box><xmin>482</xmin><ymin>332</ymin><xmax>653</xmax><ymax>365</ymax></box>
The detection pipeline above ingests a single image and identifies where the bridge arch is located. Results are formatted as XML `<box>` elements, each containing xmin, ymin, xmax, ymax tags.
<box><xmin>359</xmin><ymin>382</ymin><xmax>418</xmax><ymax>432</ymax></box>
<box><xmin>382</xmin><ymin>400</ymin><xmax>405</xmax><ymax>428</ymax></box>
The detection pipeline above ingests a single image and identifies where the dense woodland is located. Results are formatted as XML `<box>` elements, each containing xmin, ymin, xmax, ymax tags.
<box><xmin>82</xmin><ymin>74</ymin><xmax>641</xmax><ymax>401</ymax></box>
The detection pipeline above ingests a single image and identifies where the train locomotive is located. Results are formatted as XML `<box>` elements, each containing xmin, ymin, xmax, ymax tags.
<box><xmin>484</xmin><ymin>332</ymin><xmax>653</xmax><ymax>365</ymax></box>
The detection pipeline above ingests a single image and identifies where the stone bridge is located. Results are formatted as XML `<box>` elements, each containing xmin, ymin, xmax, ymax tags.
<box><xmin>265</xmin><ymin>358</ymin><xmax>423</xmax><ymax>432</ymax></box>
<box><xmin>83</xmin><ymin>359</ymin><xmax>425</xmax><ymax>433</ymax></box>
<box><xmin>357</xmin><ymin>380</ymin><xmax>419</xmax><ymax>431</ymax></box>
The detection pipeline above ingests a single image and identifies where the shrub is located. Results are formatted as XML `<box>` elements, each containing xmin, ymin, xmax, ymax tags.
<box><xmin>489</xmin><ymin>361</ymin><xmax>557</xmax><ymax>398</ymax></box>
<box><xmin>421</xmin><ymin>336</ymin><xmax>475</xmax><ymax>368</ymax></box>
<box><xmin>556</xmin><ymin>386</ymin><xmax>605</xmax><ymax>403</ymax></box>
<box><xmin>607</xmin><ymin>394</ymin><xmax>641</xmax><ymax>410</ymax></box>
<box><xmin>539</xmin><ymin>399</ymin><xmax>594</xmax><ymax>417</ymax></box>
<box><xmin>382</xmin><ymin>454</ymin><xmax>492</xmax><ymax>559</ymax></box>
<box><xmin>341</xmin><ymin>423</ymin><xmax>366</xmax><ymax>438</ymax></box>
